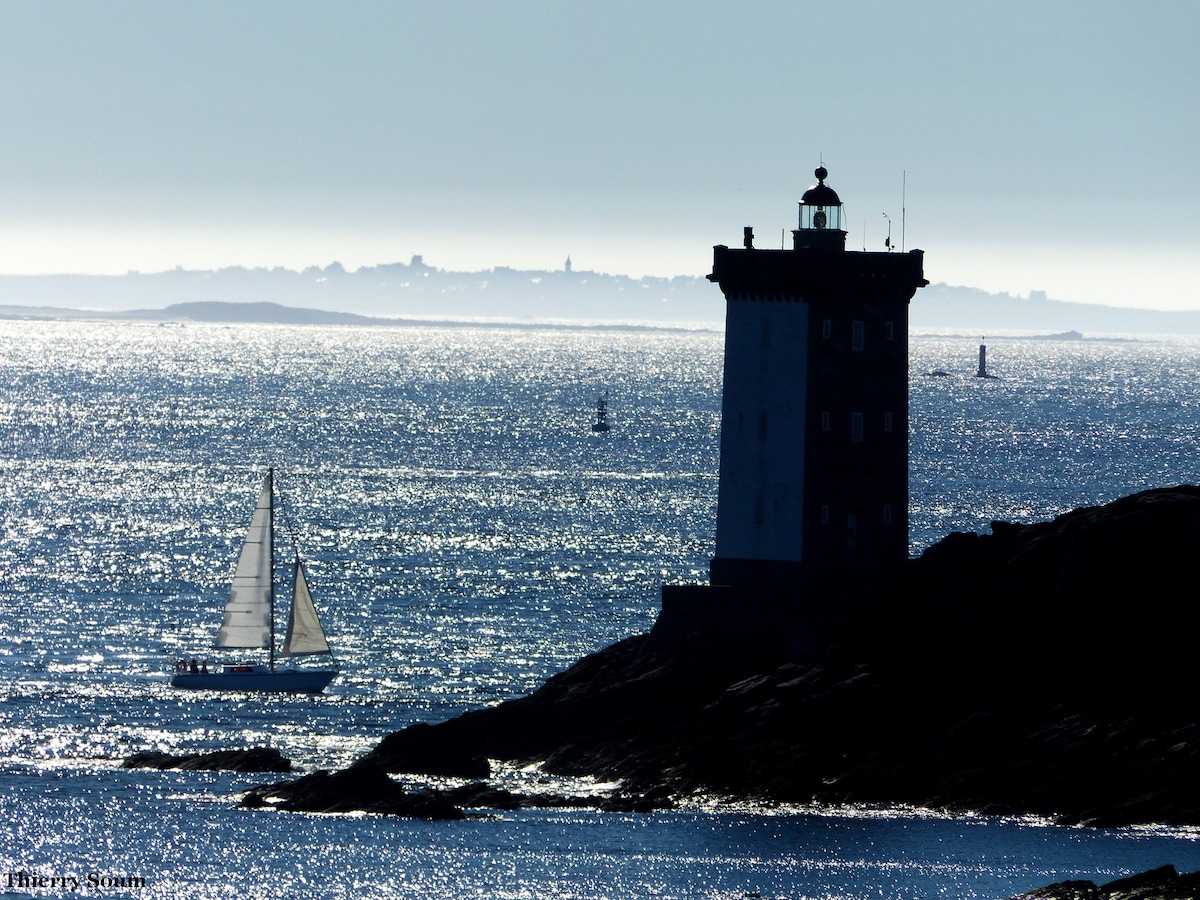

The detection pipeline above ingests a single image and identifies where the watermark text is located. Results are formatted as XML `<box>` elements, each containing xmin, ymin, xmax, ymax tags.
<box><xmin>4</xmin><ymin>870</ymin><xmax>146</xmax><ymax>892</ymax></box>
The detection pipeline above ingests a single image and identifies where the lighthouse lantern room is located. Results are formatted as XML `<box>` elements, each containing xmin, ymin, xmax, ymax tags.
<box><xmin>794</xmin><ymin>165</ymin><xmax>847</xmax><ymax>251</ymax></box>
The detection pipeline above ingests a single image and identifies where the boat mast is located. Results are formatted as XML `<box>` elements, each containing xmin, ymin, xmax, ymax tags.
<box><xmin>268</xmin><ymin>466</ymin><xmax>276</xmax><ymax>672</ymax></box>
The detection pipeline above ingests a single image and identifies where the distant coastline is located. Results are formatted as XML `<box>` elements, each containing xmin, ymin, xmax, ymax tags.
<box><xmin>1</xmin><ymin>258</ymin><xmax>1199</xmax><ymax>333</ymax></box>
<box><xmin>0</xmin><ymin>300</ymin><xmax>721</xmax><ymax>334</ymax></box>
<box><xmin>1</xmin><ymin>299</ymin><xmax>1190</xmax><ymax>340</ymax></box>
<box><xmin>0</xmin><ymin>258</ymin><xmax>723</xmax><ymax>326</ymax></box>
<box><xmin>914</xmin><ymin>329</ymin><xmax>1142</xmax><ymax>343</ymax></box>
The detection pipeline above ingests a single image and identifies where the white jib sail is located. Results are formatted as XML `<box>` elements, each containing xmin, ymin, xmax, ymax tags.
<box><xmin>216</xmin><ymin>475</ymin><xmax>273</xmax><ymax>649</ymax></box>
<box><xmin>280</xmin><ymin>558</ymin><xmax>331</xmax><ymax>657</ymax></box>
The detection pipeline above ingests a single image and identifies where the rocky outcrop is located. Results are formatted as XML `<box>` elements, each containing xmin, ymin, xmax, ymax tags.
<box><xmin>1009</xmin><ymin>865</ymin><xmax>1200</xmax><ymax>900</ymax></box>
<box><xmin>122</xmin><ymin>747</ymin><xmax>291</xmax><ymax>773</ymax></box>
<box><xmin>240</xmin><ymin>764</ymin><xmax>465</xmax><ymax>819</ymax></box>
<box><xmin>239</xmin><ymin>766</ymin><xmax>670</xmax><ymax>818</ymax></box>
<box><xmin>266</xmin><ymin>486</ymin><xmax>1200</xmax><ymax>824</ymax></box>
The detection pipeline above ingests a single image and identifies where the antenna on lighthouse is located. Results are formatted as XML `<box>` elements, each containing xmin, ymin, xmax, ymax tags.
<box><xmin>901</xmin><ymin>170</ymin><xmax>907</xmax><ymax>253</ymax></box>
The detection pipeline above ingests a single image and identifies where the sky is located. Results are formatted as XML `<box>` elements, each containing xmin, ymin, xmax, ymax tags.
<box><xmin>0</xmin><ymin>1</ymin><xmax>1197</xmax><ymax>310</ymax></box>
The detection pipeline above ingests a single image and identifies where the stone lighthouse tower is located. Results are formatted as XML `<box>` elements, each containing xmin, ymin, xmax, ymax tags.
<box><xmin>705</xmin><ymin>166</ymin><xmax>927</xmax><ymax>598</ymax></box>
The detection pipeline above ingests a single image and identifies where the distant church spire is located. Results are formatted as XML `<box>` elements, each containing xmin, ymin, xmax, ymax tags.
<box><xmin>565</xmin><ymin>256</ymin><xmax>572</xmax><ymax>273</ymax></box>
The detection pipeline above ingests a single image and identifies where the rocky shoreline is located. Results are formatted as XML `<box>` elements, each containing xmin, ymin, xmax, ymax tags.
<box><xmin>1008</xmin><ymin>865</ymin><xmax>1200</xmax><ymax>900</ymax></box>
<box><xmin>241</xmin><ymin>486</ymin><xmax>1200</xmax><ymax>827</ymax></box>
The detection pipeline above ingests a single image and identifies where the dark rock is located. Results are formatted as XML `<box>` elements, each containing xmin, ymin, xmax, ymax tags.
<box><xmin>239</xmin><ymin>763</ymin><xmax>465</xmax><ymax>819</ymax></box>
<box><xmin>122</xmin><ymin>747</ymin><xmax>291</xmax><ymax>773</ymax></box>
<box><xmin>338</xmin><ymin>487</ymin><xmax>1200</xmax><ymax>825</ymax></box>
<box><xmin>1008</xmin><ymin>865</ymin><xmax>1200</xmax><ymax>900</ymax></box>
<box><xmin>236</xmin><ymin>766</ymin><xmax>667</xmax><ymax>818</ymax></box>
<box><xmin>1011</xmin><ymin>879</ymin><xmax>1099</xmax><ymax>900</ymax></box>
<box><xmin>366</xmin><ymin>721</ymin><xmax>492</xmax><ymax>779</ymax></box>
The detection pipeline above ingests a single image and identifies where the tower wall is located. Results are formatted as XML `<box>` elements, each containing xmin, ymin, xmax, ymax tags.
<box><xmin>714</xmin><ymin>296</ymin><xmax>809</xmax><ymax>565</ymax></box>
<box><xmin>707</xmin><ymin>246</ymin><xmax>926</xmax><ymax>591</ymax></box>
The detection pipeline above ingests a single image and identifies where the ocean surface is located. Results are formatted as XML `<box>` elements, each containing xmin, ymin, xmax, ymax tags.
<box><xmin>3</xmin><ymin>318</ymin><xmax>1200</xmax><ymax>898</ymax></box>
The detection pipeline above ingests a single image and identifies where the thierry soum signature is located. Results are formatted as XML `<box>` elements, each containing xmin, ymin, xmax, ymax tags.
<box><xmin>4</xmin><ymin>870</ymin><xmax>147</xmax><ymax>892</ymax></box>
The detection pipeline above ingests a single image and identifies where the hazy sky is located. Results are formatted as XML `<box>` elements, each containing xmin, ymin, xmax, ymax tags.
<box><xmin>0</xmin><ymin>1</ymin><xmax>1196</xmax><ymax>309</ymax></box>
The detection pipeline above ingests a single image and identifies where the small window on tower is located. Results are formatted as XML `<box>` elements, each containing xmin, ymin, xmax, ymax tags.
<box><xmin>820</xmin><ymin>504</ymin><xmax>830</xmax><ymax>525</ymax></box>
<box><xmin>851</xmin><ymin>412</ymin><xmax>864</xmax><ymax>442</ymax></box>
<box><xmin>884</xmin><ymin>412</ymin><xmax>893</xmax><ymax>432</ymax></box>
<box><xmin>822</xmin><ymin>319</ymin><xmax>831</xmax><ymax>340</ymax></box>
<box><xmin>885</xmin><ymin>320</ymin><xmax>895</xmax><ymax>341</ymax></box>
<box><xmin>883</xmin><ymin>504</ymin><xmax>893</xmax><ymax>525</ymax></box>
<box><xmin>821</xmin><ymin>411</ymin><xmax>830</xmax><ymax>432</ymax></box>
<box><xmin>852</xmin><ymin>320</ymin><xmax>864</xmax><ymax>351</ymax></box>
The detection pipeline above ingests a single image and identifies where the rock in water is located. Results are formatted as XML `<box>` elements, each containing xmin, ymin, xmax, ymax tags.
<box><xmin>122</xmin><ymin>747</ymin><xmax>292</xmax><ymax>773</ymax></box>
<box><xmin>240</xmin><ymin>764</ymin><xmax>466</xmax><ymax>819</ymax></box>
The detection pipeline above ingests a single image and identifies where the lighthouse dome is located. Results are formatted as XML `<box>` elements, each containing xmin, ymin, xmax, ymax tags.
<box><xmin>800</xmin><ymin>166</ymin><xmax>841</xmax><ymax>207</ymax></box>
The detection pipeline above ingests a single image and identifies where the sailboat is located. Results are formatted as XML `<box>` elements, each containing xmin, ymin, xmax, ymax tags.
<box><xmin>171</xmin><ymin>469</ymin><xmax>338</xmax><ymax>693</ymax></box>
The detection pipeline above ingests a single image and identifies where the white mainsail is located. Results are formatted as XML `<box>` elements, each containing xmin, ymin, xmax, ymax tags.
<box><xmin>216</xmin><ymin>475</ymin><xmax>274</xmax><ymax>650</ymax></box>
<box><xmin>280</xmin><ymin>558</ymin><xmax>332</xmax><ymax>657</ymax></box>
<box><xmin>174</xmin><ymin>467</ymin><xmax>338</xmax><ymax>692</ymax></box>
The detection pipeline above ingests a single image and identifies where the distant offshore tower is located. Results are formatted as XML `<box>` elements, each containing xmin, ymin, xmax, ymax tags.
<box><xmin>703</xmin><ymin>166</ymin><xmax>927</xmax><ymax>600</ymax></box>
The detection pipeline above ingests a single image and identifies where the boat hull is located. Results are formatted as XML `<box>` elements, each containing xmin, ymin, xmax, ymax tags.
<box><xmin>171</xmin><ymin>665</ymin><xmax>337</xmax><ymax>693</ymax></box>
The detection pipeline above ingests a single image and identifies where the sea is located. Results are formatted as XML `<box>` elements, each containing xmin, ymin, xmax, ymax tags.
<box><xmin>3</xmin><ymin>317</ymin><xmax>1200</xmax><ymax>899</ymax></box>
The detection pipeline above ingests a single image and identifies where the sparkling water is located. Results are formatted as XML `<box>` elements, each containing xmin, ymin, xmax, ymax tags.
<box><xmin>2</xmin><ymin>319</ymin><xmax>1199</xmax><ymax>898</ymax></box>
